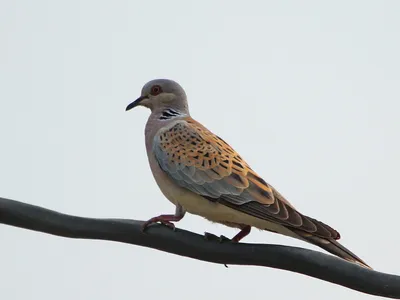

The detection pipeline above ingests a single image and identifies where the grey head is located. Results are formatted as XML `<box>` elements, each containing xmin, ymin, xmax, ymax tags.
<box><xmin>126</xmin><ymin>79</ymin><xmax>189</xmax><ymax>116</ymax></box>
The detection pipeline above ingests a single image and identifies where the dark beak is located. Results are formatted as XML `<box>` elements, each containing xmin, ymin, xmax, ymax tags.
<box><xmin>125</xmin><ymin>95</ymin><xmax>148</xmax><ymax>111</ymax></box>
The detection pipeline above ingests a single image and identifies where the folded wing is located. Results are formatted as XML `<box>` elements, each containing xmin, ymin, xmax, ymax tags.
<box><xmin>153</xmin><ymin>117</ymin><xmax>340</xmax><ymax>240</ymax></box>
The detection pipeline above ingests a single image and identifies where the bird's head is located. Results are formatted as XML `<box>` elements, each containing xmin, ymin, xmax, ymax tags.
<box><xmin>126</xmin><ymin>79</ymin><xmax>188</xmax><ymax>113</ymax></box>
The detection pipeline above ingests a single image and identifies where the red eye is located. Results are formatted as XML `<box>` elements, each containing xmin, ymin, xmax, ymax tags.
<box><xmin>150</xmin><ymin>85</ymin><xmax>162</xmax><ymax>95</ymax></box>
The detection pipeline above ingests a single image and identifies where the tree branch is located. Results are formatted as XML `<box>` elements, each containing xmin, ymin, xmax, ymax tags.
<box><xmin>0</xmin><ymin>197</ymin><xmax>399</xmax><ymax>298</ymax></box>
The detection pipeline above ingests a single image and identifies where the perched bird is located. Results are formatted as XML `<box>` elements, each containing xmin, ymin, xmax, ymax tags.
<box><xmin>126</xmin><ymin>79</ymin><xmax>370</xmax><ymax>269</ymax></box>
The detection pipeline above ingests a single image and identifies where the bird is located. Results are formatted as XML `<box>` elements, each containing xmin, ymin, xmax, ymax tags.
<box><xmin>126</xmin><ymin>78</ymin><xmax>371</xmax><ymax>269</ymax></box>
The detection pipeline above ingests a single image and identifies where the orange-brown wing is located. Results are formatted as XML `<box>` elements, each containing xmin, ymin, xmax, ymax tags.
<box><xmin>153</xmin><ymin>117</ymin><xmax>339</xmax><ymax>239</ymax></box>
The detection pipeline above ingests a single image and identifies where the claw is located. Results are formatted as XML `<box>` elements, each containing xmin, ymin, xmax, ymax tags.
<box><xmin>204</xmin><ymin>233</ymin><xmax>231</xmax><ymax>267</ymax></box>
<box><xmin>141</xmin><ymin>221</ymin><xmax>153</xmax><ymax>232</ymax></box>
<box><xmin>218</xmin><ymin>235</ymin><xmax>232</xmax><ymax>243</ymax></box>
<box><xmin>204</xmin><ymin>232</ymin><xmax>219</xmax><ymax>241</ymax></box>
<box><xmin>204</xmin><ymin>233</ymin><xmax>238</xmax><ymax>243</ymax></box>
<box><xmin>142</xmin><ymin>218</ymin><xmax>176</xmax><ymax>232</ymax></box>
<box><xmin>142</xmin><ymin>209</ymin><xmax>185</xmax><ymax>233</ymax></box>
<box><xmin>164</xmin><ymin>221</ymin><xmax>176</xmax><ymax>231</ymax></box>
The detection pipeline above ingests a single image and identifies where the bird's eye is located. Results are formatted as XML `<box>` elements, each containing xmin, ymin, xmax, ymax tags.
<box><xmin>150</xmin><ymin>85</ymin><xmax>162</xmax><ymax>95</ymax></box>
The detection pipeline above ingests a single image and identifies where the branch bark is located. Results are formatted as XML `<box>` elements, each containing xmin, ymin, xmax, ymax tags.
<box><xmin>0</xmin><ymin>197</ymin><xmax>399</xmax><ymax>298</ymax></box>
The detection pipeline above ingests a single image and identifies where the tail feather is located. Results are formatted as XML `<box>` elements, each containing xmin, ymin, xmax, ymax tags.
<box><xmin>293</xmin><ymin>229</ymin><xmax>372</xmax><ymax>269</ymax></box>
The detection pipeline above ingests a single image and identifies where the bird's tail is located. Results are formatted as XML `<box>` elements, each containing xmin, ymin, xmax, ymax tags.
<box><xmin>293</xmin><ymin>230</ymin><xmax>372</xmax><ymax>269</ymax></box>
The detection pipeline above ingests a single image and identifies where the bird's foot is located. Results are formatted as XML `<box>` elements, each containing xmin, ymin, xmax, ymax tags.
<box><xmin>203</xmin><ymin>232</ymin><xmax>219</xmax><ymax>241</ymax></box>
<box><xmin>218</xmin><ymin>235</ymin><xmax>232</xmax><ymax>243</ymax></box>
<box><xmin>204</xmin><ymin>226</ymin><xmax>251</xmax><ymax>243</ymax></box>
<box><xmin>203</xmin><ymin>232</ymin><xmax>231</xmax><ymax>268</ymax></box>
<box><xmin>142</xmin><ymin>215</ymin><xmax>178</xmax><ymax>232</ymax></box>
<box><xmin>203</xmin><ymin>232</ymin><xmax>232</xmax><ymax>243</ymax></box>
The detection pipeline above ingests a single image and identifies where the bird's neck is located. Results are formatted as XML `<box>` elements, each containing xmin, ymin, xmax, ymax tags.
<box><xmin>144</xmin><ymin>108</ymin><xmax>189</xmax><ymax>148</ymax></box>
<box><xmin>152</xmin><ymin>106</ymin><xmax>189</xmax><ymax>121</ymax></box>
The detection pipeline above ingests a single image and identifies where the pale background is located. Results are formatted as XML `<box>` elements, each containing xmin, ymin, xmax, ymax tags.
<box><xmin>1</xmin><ymin>1</ymin><xmax>399</xmax><ymax>299</ymax></box>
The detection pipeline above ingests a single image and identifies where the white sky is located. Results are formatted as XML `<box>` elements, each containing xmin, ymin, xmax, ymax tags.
<box><xmin>1</xmin><ymin>1</ymin><xmax>399</xmax><ymax>299</ymax></box>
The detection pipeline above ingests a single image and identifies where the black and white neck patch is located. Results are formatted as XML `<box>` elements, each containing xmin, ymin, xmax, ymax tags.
<box><xmin>159</xmin><ymin>108</ymin><xmax>181</xmax><ymax>120</ymax></box>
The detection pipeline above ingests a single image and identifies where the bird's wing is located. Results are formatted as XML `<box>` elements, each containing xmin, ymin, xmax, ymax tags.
<box><xmin>153</xmin><ymin>117</ymin><xmax>339</xmax><ymax>239</ymax></box>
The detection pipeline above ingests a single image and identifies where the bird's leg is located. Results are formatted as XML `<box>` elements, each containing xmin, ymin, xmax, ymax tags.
<box><xmin>204</xmin><ymin>225</ymin><xmax>252</xmax><ymax>243</ymax></box>
<box><xmin>204</xmin><ymin>233</ymin><xmax>234</xmax><ymax>243</ymax></box>
<box><xmin>231</xmin><ymin>225</ymin><xmax>251</xmax><ymax>242</ymax></box>
<box><xmin>142</xmin><ymin>205</ymin><xmax>186</xmax><ymax>232</ymax></box>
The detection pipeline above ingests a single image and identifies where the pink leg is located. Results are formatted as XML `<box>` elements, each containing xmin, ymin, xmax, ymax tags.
<box><xmin>142</xmin><ymin>205</ymin><xmax>185</xmax><ymax>231</ymax></box>
<box><xmin>231</xmin><ymin>225</ymin><xmax>251</xmax><ymax>242</ymax></box>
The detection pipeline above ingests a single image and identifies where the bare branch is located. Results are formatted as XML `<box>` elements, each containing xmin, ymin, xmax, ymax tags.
<box><xmin>0</xmin><ymin>196</ymin><xmax>399</xmax><ymax>298</ymax></box>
